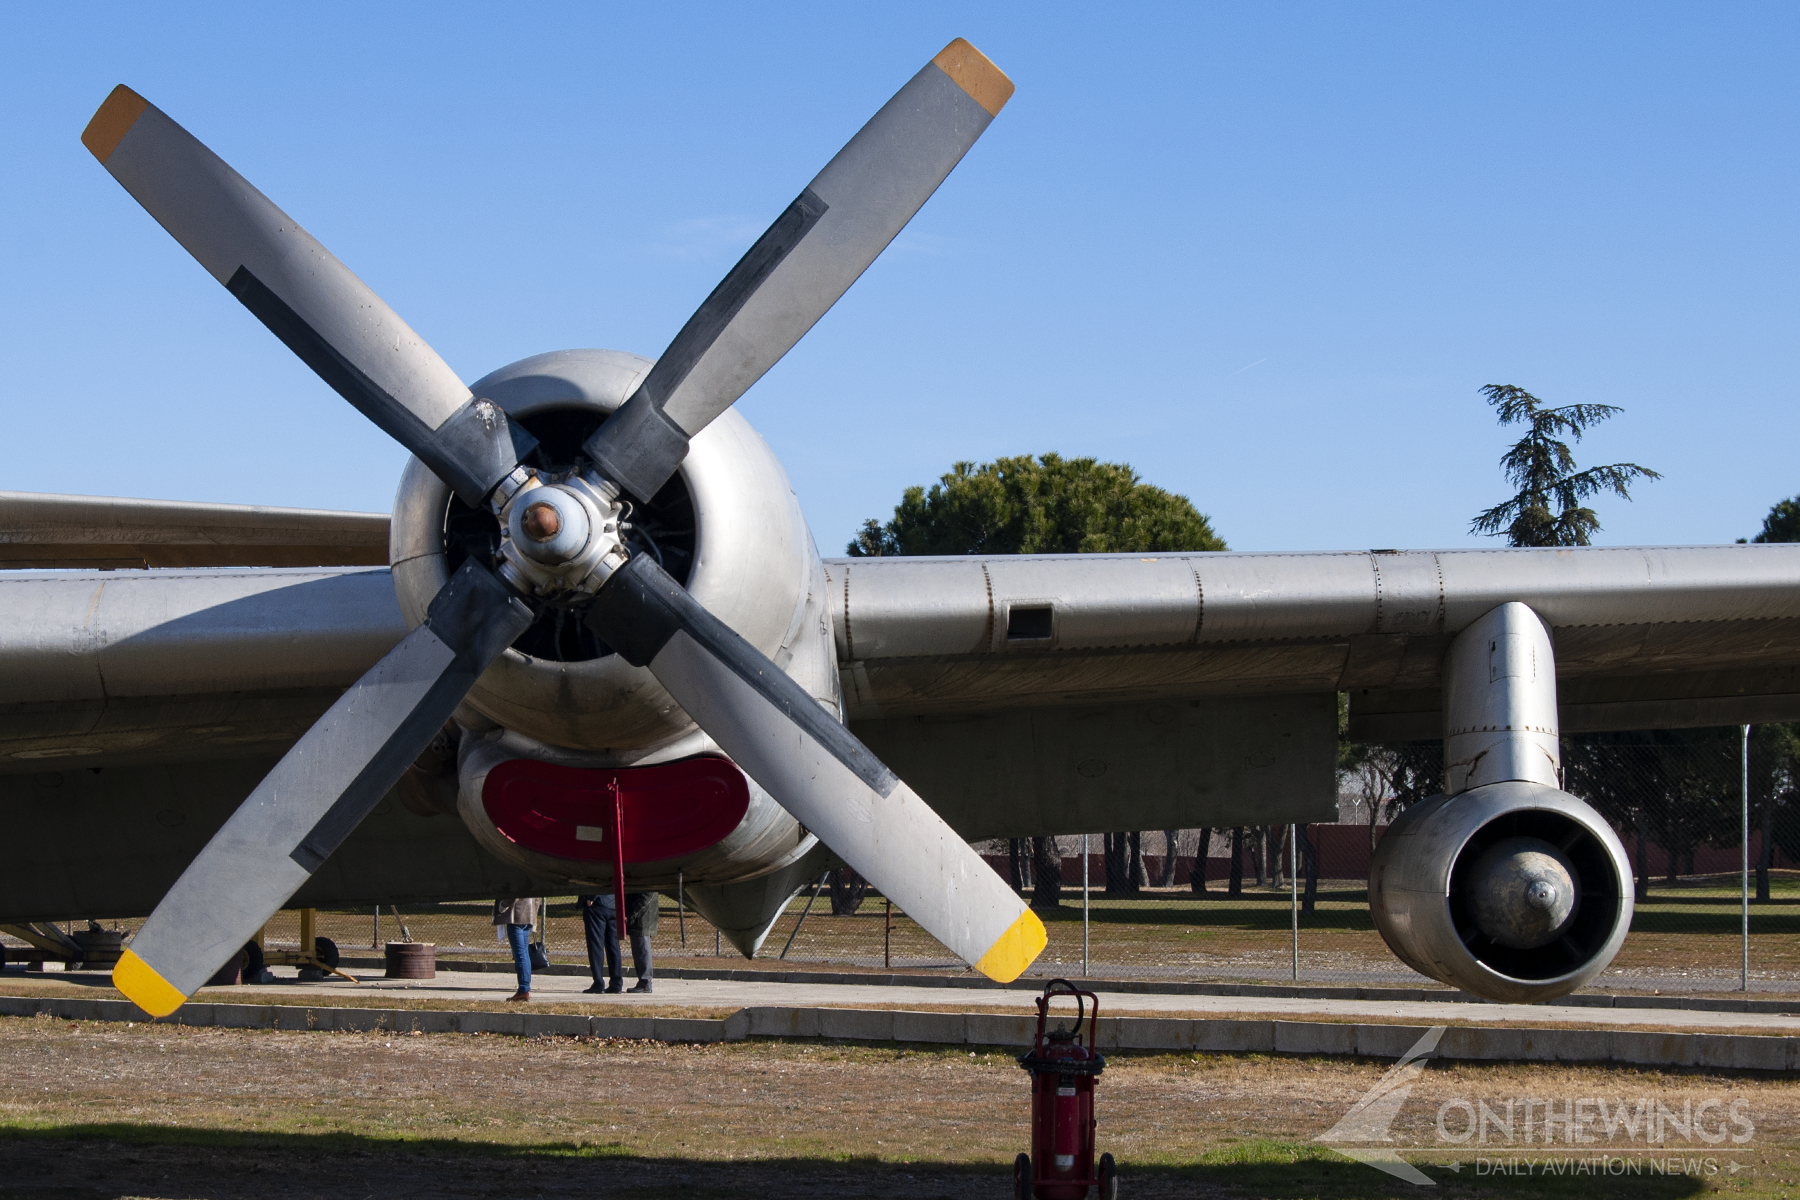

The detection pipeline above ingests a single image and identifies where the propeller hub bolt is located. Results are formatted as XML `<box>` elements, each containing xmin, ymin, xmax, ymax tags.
<box><xmin>521</xmin><ymin>503</ymin><xmax>562</xmax><ymax>542</ymax></box>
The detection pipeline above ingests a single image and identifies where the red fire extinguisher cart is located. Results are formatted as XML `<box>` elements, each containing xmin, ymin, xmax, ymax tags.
<box><xmin>1014</xmin><ymin>979</ymin><xmax>1118</xmax><ymax>1200</ymax></box>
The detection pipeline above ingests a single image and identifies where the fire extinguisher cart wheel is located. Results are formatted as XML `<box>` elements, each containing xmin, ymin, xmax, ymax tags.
<box><xmin>1016</xmin><ymin>979</ymin><xmax>1114</xmax><ymax>1199</ymax></box>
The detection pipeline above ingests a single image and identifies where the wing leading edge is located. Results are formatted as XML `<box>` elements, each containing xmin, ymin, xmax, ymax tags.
<box><xmin>0</xmin><ymin>490</ymin><xmax>389</xmax><ymax>569</ymax></box>
<box><xmin>830</xmin><ymin>544</ymin><xmax>1800</xmax><ymax>734</ymax></box>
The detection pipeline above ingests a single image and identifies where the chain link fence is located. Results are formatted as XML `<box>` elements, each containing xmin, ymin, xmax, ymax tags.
<box><xmin>10</xmin><ymin>727</ymin><xmax>1796</xmax><ymax>997</ymax></box>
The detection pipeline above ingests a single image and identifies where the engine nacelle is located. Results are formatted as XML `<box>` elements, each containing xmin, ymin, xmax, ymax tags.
<box><xmin>1370</xmin><ymin>781</ymin><xmax>1634</xmax><ymax>1003</ymax></box>
<box><xmin>388</xmin><ymin>348</ymin><xmax>837</xmax><ymax>757</ymax></box>
<box><xmin>454</xmin><ymin>732</ymin><xmax>817</xmax><ymax>890</ymax></box>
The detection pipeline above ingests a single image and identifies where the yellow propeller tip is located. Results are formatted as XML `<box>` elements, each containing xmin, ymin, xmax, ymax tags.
<box><xmin>82</xmin><ymin>85</ymin><xmax>149</xmax><ymax>164</ymax></box>
<box><xmin>974</xmin><ymin>907</ymin><xmax>1048</xmax><ymax>983</ymax></box>
<box><xmin>934</xmin><ymin>39</ymin><xmax>1014</xmax><ymax>117</ymax></box>
<box><xmin>113</xmin><ymin>948</ymin><xmax>186</xmax><ymax>1018</ymax></box>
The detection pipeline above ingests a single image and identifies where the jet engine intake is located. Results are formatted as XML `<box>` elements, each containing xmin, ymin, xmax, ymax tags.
<box><xmin>1369</xmin><ymin>780</ymin><xmax>1634</xmax><ymax>1003</ymax></box>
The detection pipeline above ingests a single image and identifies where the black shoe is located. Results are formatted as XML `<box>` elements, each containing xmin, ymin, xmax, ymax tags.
<box><xmin>628</xmin><ymin>979</ymin><xmax>653</xmax><ymax>994</ymax></box>
<box><xmin>606</xmin><ymin>980</ymin><xmax>624</xmax><ymax>993</ymax></box>
<box><xmin>582</xmin><ymin>983</ymin><xmax>607</xmax><ymax>994</ymax></box>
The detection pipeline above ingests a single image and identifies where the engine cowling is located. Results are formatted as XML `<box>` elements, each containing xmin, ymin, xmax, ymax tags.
<box><xmin>1369</xmin><ymin>781</ymin><xmax>1634</xmax><ymax>1003</ymax></box>
<box><xmin>388</xmin><ymin>348</ymin><xmax>836</xmax><ymax>758</ymax></box>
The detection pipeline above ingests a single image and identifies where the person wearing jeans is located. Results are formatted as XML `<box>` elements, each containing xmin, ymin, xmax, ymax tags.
<box><xmin>492</xmin><ymin>896</ymin><xmax>538</xmax><ymax>1001</ymax></box>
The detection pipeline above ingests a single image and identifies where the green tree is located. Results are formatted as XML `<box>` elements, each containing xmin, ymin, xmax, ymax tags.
<box><xmin>847</xmin><ymin>452</ymin><xmax>1225</xmax><ymax>557</ymax></box>
<box><xmin>1470</xmin><ymin>384</ymin><xmax>1660</xmax><ymax>547</ymax></box>
<box><xmin>851</xmin><ymin>453</ymin><xmax>1225</xmax><ymax>910</ymax></box>
<box><xmin>1752</xmin><ymin>497</ymin><xmax>1800</xmax><ymax>543</ymax></box>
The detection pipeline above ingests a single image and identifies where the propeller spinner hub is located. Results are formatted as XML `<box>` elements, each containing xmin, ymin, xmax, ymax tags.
<box><xmin>521</xmin><ymin>501</ymin><xmax>561</xmax><ymax>541</ymax></box>
<box><xmin>496</xmin><ymin>475</ymin><xmax>627</xmax><ymax>595</ymax></box>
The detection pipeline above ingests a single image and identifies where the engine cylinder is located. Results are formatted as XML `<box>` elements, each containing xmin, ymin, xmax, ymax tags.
<box><xmin>1369</xmin><ymin>780</ymin><xmax>1634</xmax><ymax>1003</ymax></box>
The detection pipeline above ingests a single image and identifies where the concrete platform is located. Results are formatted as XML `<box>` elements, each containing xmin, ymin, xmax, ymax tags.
<box><xmin>2</xmin><ymin>987</ymin><xmax>1795</xmax><ymax>1074</ymax></box>
<box><xmin>5</xmin><ymin>965</ymin><xmax>1799</xmax><ymax>1072</ymax></box>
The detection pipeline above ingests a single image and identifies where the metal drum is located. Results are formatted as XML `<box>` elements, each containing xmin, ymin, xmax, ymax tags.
<box><xmin>385</xmin><ymin>941</ymin><xmax>437</xmax><ymax>979</ymax></box>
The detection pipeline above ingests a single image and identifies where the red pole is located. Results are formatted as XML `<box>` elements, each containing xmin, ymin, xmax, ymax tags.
<box><xmin>609</xmin><ymin>777</ymin><xmax>628</xmax><ymax>937</ymax></box>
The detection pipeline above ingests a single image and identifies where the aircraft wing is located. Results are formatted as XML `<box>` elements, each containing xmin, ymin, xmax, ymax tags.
<box><xmin>830</xmin><ymin>545</ymin><xmax>1800</xmax><ymax>838</ymax></box>
<box><xmin>0</xmin><ymin>565</ymin><xmax>405</xmax><ymax>770</ymax></box>
<box><xmin>0</xmin><ymin>563</ymin><xmax>568</xmax><ymax>922</ymax></box>
<box><xmin>0</xmin><ymin>490</ymin><xmax>389</xmax><ymax>569</ymax></box>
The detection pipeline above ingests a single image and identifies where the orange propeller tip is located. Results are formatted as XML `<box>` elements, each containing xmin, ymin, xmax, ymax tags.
<box><xmin>934</xmin><ymin>39</ymin><xmax>1014</xmax><ymax>117</ymax></box>
<box><xmin>82</xmin><ymin>85</ymin><xmax>150</xmax><ymax>164</ymax></box>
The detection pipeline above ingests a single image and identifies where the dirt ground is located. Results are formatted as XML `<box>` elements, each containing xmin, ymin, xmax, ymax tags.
<box><xmin>1</xmin><ymin>1013</ymin><xmax>1797</xmax><ymax>1199</ymax></box>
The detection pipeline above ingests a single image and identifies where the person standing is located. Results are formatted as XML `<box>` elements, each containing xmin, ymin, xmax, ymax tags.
<box><xmin>492</xmin><ymin>896</ymin><xmax>538</xmax><ymax>1002</ymax></box>
<box><xmin>581</xmin><ymin>892</ymin><xmax>656</xmax><ymax>993</ymax></box>
<box><xmin>623</xmin><ymin>891</ymin><xmax>657</xmax><ymax>993</ymax></box>
<box><xmin>578</xmin><ymin>893</ymin><xmax>623</xmax><ymax>994</ymax></box>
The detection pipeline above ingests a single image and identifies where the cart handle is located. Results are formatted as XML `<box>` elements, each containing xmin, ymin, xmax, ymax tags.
<box><xmin>1038</xmin><ymin>978</ymin><xmax>1099</xmax><ymax>1050</ymax></box>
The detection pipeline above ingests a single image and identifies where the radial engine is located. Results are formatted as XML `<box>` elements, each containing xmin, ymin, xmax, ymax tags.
<box><xmin>388</xmin><ymin>349</ymin><xmax>841</xmax><ymax>932</ymax></box>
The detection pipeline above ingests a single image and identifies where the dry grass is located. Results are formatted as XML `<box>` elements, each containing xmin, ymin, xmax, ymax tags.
<box><xmin>1</xmin><ymin>1012</ymin><xmax>1798</xmax><ymax>1197</ymax></box>
<box><xmin>38</xmin><ymin>878</ymin><xmax>1800</xmax><ymax>996</ymax></box>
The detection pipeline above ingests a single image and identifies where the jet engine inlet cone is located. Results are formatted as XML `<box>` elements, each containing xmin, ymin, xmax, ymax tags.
<box><xmin>1465</xmin><ymin>835</ymin><xmax>1577</xmax><ymax>949</ymax></box>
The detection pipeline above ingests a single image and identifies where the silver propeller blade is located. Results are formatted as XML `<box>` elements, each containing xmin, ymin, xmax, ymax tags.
<box><xmin>584</xmin><ymin>38</ymin><xmax>1014</xmax><ymax>501</ymax></box>
<box><xmin>587</xmin><ymin>555</ymin><xmax>1045</xmax><ymax>982</ymax></box>
<box><xmin>114</xmin><ymin>561</ymin><xmax>531</xmax><ymax>1016</ymax></box>
<box><xmin>82</xmin><ymin>87</ymin><xmax>532</xmax><ymax>507</ymax></box>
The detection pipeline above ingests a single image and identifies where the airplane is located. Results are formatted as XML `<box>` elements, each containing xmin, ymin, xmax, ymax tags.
<box><xmin>5</xmin><ymin>38</ymin><xmax>1799</xmax><ymax>1016</ymax></box>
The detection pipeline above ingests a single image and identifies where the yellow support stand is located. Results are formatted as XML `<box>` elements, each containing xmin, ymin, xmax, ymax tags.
<box><xmin>258</xmin><ymin>909</ymin><xmax>359</xmax><ymax>984</ymax></box>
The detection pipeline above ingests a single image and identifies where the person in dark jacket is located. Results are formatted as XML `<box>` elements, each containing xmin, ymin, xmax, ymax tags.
<box><xmin>582</xmin><ymin>892</ymin><xmax>656</xmax><ymax>993</ymax></box>
<box><xmin>578</xmin><ymin>893</ymin><xmax>622</xmax><ymax>994</ymax></box>
<box><xmin>492</xmin><ymin>896</ymin><xmax>537</xmax><ymax>1001</ymax></box>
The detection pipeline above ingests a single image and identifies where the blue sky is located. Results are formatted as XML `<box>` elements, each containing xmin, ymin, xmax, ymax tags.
<box><xmin>3</xmin><ymin>4</ymin><xmax>1795</xmax><ymax>553</ymax></box>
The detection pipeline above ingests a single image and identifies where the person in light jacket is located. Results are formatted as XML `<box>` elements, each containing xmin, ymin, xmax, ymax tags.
<box><xmin>492</xmin><ymin>896</ymin><xmax>538</xmax><ymax>1001</ymax></box>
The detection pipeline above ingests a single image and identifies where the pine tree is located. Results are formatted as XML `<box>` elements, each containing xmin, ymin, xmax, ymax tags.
<box><xmin>1469</xmin><ymin>385</ymin><xmax>1659</xmax><ymax>547</ymax></box>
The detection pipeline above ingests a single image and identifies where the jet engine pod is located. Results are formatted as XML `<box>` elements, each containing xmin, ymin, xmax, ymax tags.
<box><xmin>1369</xmin><ymin>781</ymin><xmax>1634</xmax><ymax>1003</ymax></box>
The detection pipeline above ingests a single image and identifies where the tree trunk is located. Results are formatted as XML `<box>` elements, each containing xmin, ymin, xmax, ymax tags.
<box><xmin>1299</xmin><ymin>824</ymin><xmax>1319</xmax><ymax>913</ymax></box>
<box><xmin>1030</xmin><ymin>836</ymin><xmax>1062</xmax><ymax>910</ymax></box>
<box><xmin>1159</xmin><ymin>830</ymin><xmax>1179</xmax><ymax>888</ymax></box>
<box><xmin>1103</xmin><ymin>833</ymin><xmax>1133</xmax><ymax>896</ymax></box>
<box><xmin>1664</xmin><ymin>803</ymin><xmax>1679</xmax><ymax>884</ymax></box>
<box><xmin>1191</xmin><ymin>828</ymin><xmax>1211</xmax><ymax>895</ymax></box>
<box><xmin>1634</xmin><ymin>810</ymin><xmax>1650</xmax><ymax>903</ymax></box>
<box><xmin>1758</xmin><ymin>798</ymin><xmax>1773</xmax><ymax>902</ymax></box>
<box><xmin>1007</xmin><ymin>839</ymin><xmax>1028</xmax><ymax>894</ymax></box>
<box><xmin>1253</xmin><ymin>827</ymin><xmax>1266</xmax><ymax>887</ymax></box>
<box><xmin>827</xmin><ymin>867</ymin><xmax>869</xmax><ymax>916</ymax></box>
<box><xmin>1129</xmin><ymin>832</ymin><xmax>1148</xmax><ymax>890</ymax></box>
<box><xmin>1228</xmin><ymin>828</ymin><xmax>1244</xmax><ymax>897</ymax></box>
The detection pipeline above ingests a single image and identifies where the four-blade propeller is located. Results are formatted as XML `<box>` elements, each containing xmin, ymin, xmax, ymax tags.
<box><xmin>85</xmin><ymin>39</ymin><xmax>1045</xmax><ymax>1018</ymax></box>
